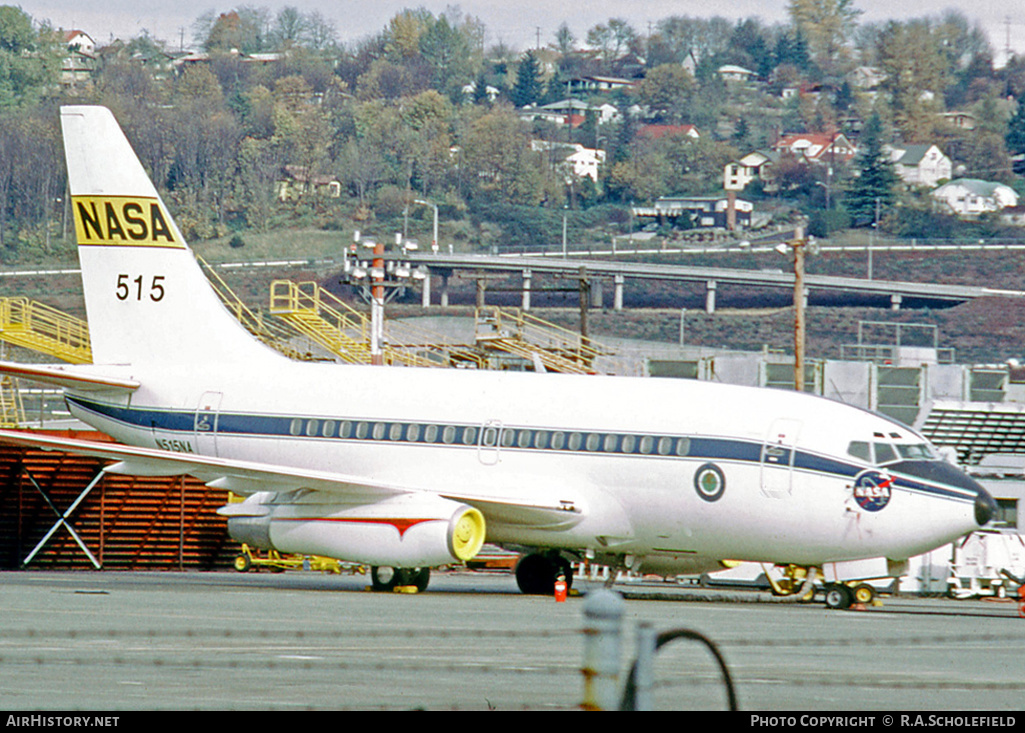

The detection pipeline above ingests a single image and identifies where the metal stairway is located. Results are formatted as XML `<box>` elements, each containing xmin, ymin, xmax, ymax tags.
<box><xmin>474</xmin><ymin>306</ymin><xmax>607</xmax><ymax>374</ymax></box>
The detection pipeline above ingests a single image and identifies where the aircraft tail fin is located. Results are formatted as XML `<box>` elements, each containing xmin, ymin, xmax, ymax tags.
<box><xmin>60</xmin><ymin>105</ymin><xmax>281</xmax><ymax>367</ymax></box>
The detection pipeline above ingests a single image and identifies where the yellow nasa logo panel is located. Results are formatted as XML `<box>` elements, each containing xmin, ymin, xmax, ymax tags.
<box><xmin>72</xmin><ymin>196</ymin><xmax>185</xmax><ymax>248</ymax></box>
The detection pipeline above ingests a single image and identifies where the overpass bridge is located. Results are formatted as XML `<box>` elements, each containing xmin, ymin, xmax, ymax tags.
<box><xmin>385</xmin><ymin>253</ymin><xmax>1025</xmax><ymax>313</ymax></box>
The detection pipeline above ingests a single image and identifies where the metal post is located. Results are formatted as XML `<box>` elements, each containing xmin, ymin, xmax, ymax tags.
<box><xmin>793</xmin><ymin>227</ymin><xmax>806</xmax><ymax>392</ymax></box>
<box><xmin>679</xmin><ymin>308</ymin><xmax>686</xmax><ymax>346</ymax></box>
<box><xmin>522</xmin><ymin>269</ymin><xmax>532</xmax><ymax>311</ymax></box>
<box><xmin>581</xmin><ymin>589</ymin><xmax>625</xmax><ymax>711</ymax></box>
<box><xmin>631</xmin><ymin>622</ymin><xmax>657</xmax><ymax>711</ymax></box>
<box><xmin>370</xmin><ymin>240</ymin><xmax>385</xmax><ymax>365</ymax></box>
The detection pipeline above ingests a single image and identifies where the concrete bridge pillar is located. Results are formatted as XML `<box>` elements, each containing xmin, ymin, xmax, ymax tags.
<box><xmin>891</xmin><ymin>294</ymin><xmax>902</xmax><ymax>311</ymax></box>
<box><xmin>614</xmin><ymin>274</ymin><xmax>624</xmax><ymax>310</ymax></box>
<box><xmin>421</xmin><ymin>268</ymin><xmax>431</xmax><ymax>307</ymax></box>
<box><xmin>522</xmin><ymin>269</ymin><xmax>532</xmax><ymax>311</ymax></box>
<box><xmin>705</xmin><ymin>280</ymin><xmax>717</xmax><ymax>314</ymax></box>
<box><xmin>591</xmin><ymin>279</ymin><xmax>603</xmax><ymax>308</ymax></box>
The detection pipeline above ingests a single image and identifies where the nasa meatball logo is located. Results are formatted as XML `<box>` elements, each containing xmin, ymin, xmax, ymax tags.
<box><xmin>694</xmin><ymin>463</ymin><xmax>726</xmax><ymax>502</ymax></box>
<box><xmin>852</xmin><ymin>470</ymin><xmax>894</xmax><ymax>512</ymax></box>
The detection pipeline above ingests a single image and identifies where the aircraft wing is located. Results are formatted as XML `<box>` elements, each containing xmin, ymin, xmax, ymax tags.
<box><xmin>0</xmin><ymin>361</ymin><xmax>139</xmax><ymax>393</ymax></box>
<box><xmin>0</xmin><ymin>429</ymin><xmax>586</xmax><ymax>529</ymax></box>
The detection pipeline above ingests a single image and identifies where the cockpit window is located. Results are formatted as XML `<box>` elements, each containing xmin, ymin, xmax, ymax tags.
<box><xmin>847</xmin><ymin>441</ymin><xmax>871</xmax><ymax>462</ymax></box>
<box><xmin>873</xmin><ymin>442</ymin><xmax>898</xmax><ymax>464</ymax></box>
<box><xmin>896</xmin><ymin>443</ymin><xmax>935</xmax><ymax>460</ymax></box>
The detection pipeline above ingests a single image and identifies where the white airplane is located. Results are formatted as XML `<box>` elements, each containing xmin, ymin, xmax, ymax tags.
<box><xmin>0</xmin><ymin>106</ymin><xmax>996</xmax><ymax>606</ymax></box>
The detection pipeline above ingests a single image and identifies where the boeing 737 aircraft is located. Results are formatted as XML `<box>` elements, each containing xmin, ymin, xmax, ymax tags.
<box><xmin>0</xmin><ymin>106</ymin><xmax>997</xmax><ymax>606</ymax></box>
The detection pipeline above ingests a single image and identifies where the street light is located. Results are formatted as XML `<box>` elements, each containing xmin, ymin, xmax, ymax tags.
<box><xmin>413</xmin><ymin>198</ymin><xmax>439</xmax><ymax>253</ymax></box>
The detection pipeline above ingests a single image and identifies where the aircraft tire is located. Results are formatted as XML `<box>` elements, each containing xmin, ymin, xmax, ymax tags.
<box><xmin>234</xmin><ymin>554</ymin><xmax>251</xmax><ymax>572</ymax></box>
<box><xmin>371</xmin><ymin>565</ymin><xmax>400</xmax><ymax>592</ymax></box>
<box><xmin>515</xmin><ymin>554</ymin><xmax>555</xmax><ymax>595</ymax></box>
<box><xmin>406</xmin><ymin>567</ymin><xmax>431</xmax><ymax>592</ymax></box>
<box><xmin>515</xmin><ymin>553</ymin><xmax>572</xmax><ymax>595</ymax></box>
<box><xmin>824</xmin><ymin>584</ymin><xmax>854</xmax><ymax>610</ymax></box>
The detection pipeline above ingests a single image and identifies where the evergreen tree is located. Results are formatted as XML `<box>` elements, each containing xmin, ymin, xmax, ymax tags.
<box><xmin>846</xmin><ymin>113</ymin><xmax>899</xmax><ymax>225</ymax></box>
<box><xmin>1006</xmin><ymin>95</ymin><xmax>1025</xmax><ymax>157</ymax></box>
<box><xmin>510</xmin><ymin>51</ymin><xmax>543</xmax><ymax>107</ymax></box>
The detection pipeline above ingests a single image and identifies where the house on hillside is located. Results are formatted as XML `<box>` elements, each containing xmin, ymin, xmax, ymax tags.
<box><xmin>887</xmin><ymin>144</ymin><xmax>951</xmax><ymax>189</ymax></box>
<box><xmin>60</xmin><ymin>30</ymin><xmax>96</xmax><ymax>89</ymax></box>
<box><xmin>531</xmin><ymin>141</ymin><xmax>605</xmax><ymax>182</ymax></box>
<box><xmin>635</xmin><ymin>195</ymin><xmax>753</xmax><ymax>229</ymax></box>
<box><xmin>717</xmin><ymin>65</ymin><xmax>756</xmax><ymax>82</ymax></box>
<box><xmin>931</xmin><ymin>179</ymin><xmax>1019</xmax><ymax>218</ymax></box>
<box><xmin>724</xmin><ymin>150</ymin><xmax>781</xmax><ymax>191</ymax></box>
<box><xmin>276</xmin><ymin>165</ymin><xmax>341</xmax><ymax>202</ymax></box>
<box><xmin>637</xmin><ymin>124</ymin><xmax>699</xmax><ymax>140</ymax></box>
<box><xmin>774</xmin><ymin>132</ymin><xmax>856</xmax><ymax>165</ymax></box>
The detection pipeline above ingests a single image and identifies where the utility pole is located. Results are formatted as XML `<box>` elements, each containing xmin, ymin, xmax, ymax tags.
<box><xmin>793</xmin><ymin>227</ymin><xmax>806</xmax><ymax>392</ymax></box>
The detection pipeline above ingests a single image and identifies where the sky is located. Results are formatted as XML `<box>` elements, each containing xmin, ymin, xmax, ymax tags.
<box><xmin>16</xmin><ymin>0</ymin><xmax>1025</xmax><ymax>65</ymax></box>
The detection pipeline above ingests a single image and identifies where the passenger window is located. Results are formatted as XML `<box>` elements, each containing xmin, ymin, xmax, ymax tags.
<box><xmin>603</xmin><ymin>434</ymin><xmax>618</xmax><ymax>452</ymax></box>
<box><xmin>551</xmin><ymin>432</ymin><xmax>566</xmax><ymax>450</ymax></box>
<box><xmin>389</xmin><ymin>423</ymin><xmax>404</xmax><ymax>441</ymax></box>
<box><xmin>305</xmin><ymin>419</ymin><xmax>319</xmax><ymax>437</ymax></box>
<box><xmin>356</xmin><ymin>422</ymin><xmax>369</xmax><ymax>439</ymax></box>
<box><xmin>658</xmin><ymin>437</ymin><xmax>673</xmax><ymax>455</ymax></box>
<box><xmin>340</xmin><ymin>420</ymin><xmax>353</xmax><ymax>439</ymax></box>
<box><xmin>406</xmin><ymin>423</ymin><xmax>420</xmax><ymax>442</ymax></box>
<box><xmin>847</xmin><ymin>441</ymin><xmax>871</xmax><ymax>461</ymax></box>
<box><xmin>675</xmin><ymin>438</ymin><xmax>690</xmax><ymax>456</ymax></box>
<box><xmin>372</xmin><ymin>422</ymin><xmax>386</xmax><ymax>440</ymax></box>
<box><xmin>462</xmin><ymin>426</ymin><xmax>477</xmax><ymax>445</ymax></box>
<box><xmin>568</xmin><ymin>432</ymin><xmax>583</xmax><ymax>451</ymax></box>
<box><xmin>518</xmin><ymin>430</ymin><xmax>533</xmax><ymax>448</ymax></box>
<box><xmin>289</xmin><ymin>418</ymin><xmax>302</xmax><ymax>436</ymax></box>
<box><xmin>534</xmin><ymin>431</ymin><xmax>549</xmax><ymax>449</ymax></box>
<box><xmin>442</xmin><ymin>425</ymin><xmax>456</xmax><ymax>444</ymax></box>
<box><xmin>639</xmin><ymin>436</ymin><xmax>654</xmax><ymax>454</ymax></box>
<box><xmin>424</xmin><ymin>424</ymin><xmax>438</xmax><ymax>443</ymax></box>
<box><xmin>501</xmin><ymin>429</ymin><xmax>516</xmax><ymax>447</ymax></box>
<box><xmin>874</xmin><ymin>442</ymin><xmax>898</xmax><ymax>464</ymax></box>
<box><xmin>586</xmin><ymin>433</ymin><xmax>601</xmax><ymax>451</ymax></box>
<box><xmin>322</xmin><ymin>420</ymin><xmax>336</xmax><ymax>438</ymax></box>
<box><xmin>621</xmin><ymin>435</ymin><xmax>636</xmax><ymax>453</ymax></box>
<box><xmin>482</xmin><ymin>427</ymin><xmax>499</xmax><ymax>447</ymax></box>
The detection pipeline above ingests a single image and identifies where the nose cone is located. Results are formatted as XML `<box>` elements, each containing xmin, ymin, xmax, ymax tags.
<box><xmin>974</xmin><ymin>487</ymin><xmax>997</xmax><ymax>527</ymax></box>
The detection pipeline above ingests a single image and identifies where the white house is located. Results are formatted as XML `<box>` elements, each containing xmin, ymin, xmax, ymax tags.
<box><xmin>888</xmin><ymin>144</ymin><xmax>952</xmax><ymax>189</ymax></box>
<box><xmin>532</xmin><ymin>141</ymin><xmax>605</xmax><ymax>182</ymax></box>
<box><xmin>932</xmin><ymin>179</ymin><xmax>1019</xmax><ymax>218</ymax></box>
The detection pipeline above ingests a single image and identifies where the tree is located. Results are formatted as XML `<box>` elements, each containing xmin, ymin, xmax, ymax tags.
<box><xmin>510</xmin><ymin>51</ymin><xmax>543</xmax><ymax>108</ymax></box>
<box><xmin>634</xmin><ymin>64</ymin><xmax>695</xmax><ymax>124</ymax></box>
<box><xmin>1007</xmin><ymin>96</ymin><xmax>1025</xmax><ymax>157</ymax></box>
<box><xmin>845</xmin><ymin>113</ymin><xmax>899</xmax><ymax>225</ymax></box>
<box><xmin>787</xmin><ymin>0</ymin><xmax>861</xmax><ymax>72</ymax></box>
<box><xmin>876</xmin><ymin>20</ymin><xmax>950</xmax><ymax>140</ymax></box>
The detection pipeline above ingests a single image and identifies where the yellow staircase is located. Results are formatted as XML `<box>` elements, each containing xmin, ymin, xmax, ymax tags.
<box><xmin>270</xmin><ymin>280</ymin><xmax>487</xmax><ymax>368</ymax></box>
<box><xmin>0</xmin><ymin>297</ymin><xmax>91</xmax><ymax>364</ymax></box>
<box><xmin>0</xmin><ymin>375</ymin><xmax>24</xmax><ymax>427</ymax></box>
<box><xmin>474</xmin><ymin>306</ymin><xmax>607</xmax><ymax>374</ymax></box>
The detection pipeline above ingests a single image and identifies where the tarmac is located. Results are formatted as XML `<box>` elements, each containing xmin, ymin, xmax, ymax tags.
<box><xmin>0</xmin><ymin>569</ymin><xmax>1022</xmax><ymax>711</ymax></box>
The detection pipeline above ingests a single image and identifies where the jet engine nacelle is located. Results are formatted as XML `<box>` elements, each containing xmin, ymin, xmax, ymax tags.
<box><xmin>224</xmin><ymin>493</ymin><xmax>486</xmax><ymax>567</ymax></box>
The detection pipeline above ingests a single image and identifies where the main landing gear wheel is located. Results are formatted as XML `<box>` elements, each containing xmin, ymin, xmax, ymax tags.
<box><xmin>370</xmin><ymin>566</ymin><xmax>431</xmax><ymax>592</ymax></box>
<box><xmin>515</xmin><ymin>553</ymin><xmax>573</xmax><ymax>595</ymax></box>
<box><xmin>824</xmin><ymin>584</ymin><xmax>854</xmax><ymax>610</ymax></box>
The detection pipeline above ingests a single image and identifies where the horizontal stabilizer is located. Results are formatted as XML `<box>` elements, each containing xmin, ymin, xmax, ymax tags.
<box><xmin>0</xmin><ymin>361</ymin><xmax>139</xmax><ymax>393</ymax></box>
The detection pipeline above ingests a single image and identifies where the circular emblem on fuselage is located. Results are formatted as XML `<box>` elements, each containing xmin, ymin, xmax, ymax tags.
<box><xmin>852</xmin><ymin>470</ymin><xmax>893</xmax><ymax>512</ymax></box>
<box><xmin>694</xmin><ymin>463</ymin><xmax>726</xmax><ymax>502</ymax></box>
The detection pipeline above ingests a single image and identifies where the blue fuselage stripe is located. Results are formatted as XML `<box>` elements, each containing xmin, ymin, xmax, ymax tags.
<box><xmin>66</xmin><ymin>396</ymin><xmax>976</xmax><ymax>504</ymax></box>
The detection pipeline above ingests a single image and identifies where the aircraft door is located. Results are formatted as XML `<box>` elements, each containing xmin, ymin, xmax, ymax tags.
<box><xmin>761</xmin><ymin>418</ymin><xmax>802</xmax><ymax>499</ymax></box>
<box><xmin>478</xmin><ymin>420</ymin><xmax>502</xmax><ymax>465</ymax></box>
<box><xmin>194</xmin><ymin>391</ymin><xmax>223</xmax><ymax>457</ymax></box>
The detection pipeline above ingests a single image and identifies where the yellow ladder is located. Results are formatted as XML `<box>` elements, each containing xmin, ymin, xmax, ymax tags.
<box><xmin>0</xmin><ymin>375</ymin><xmax>25</xmax><ymax>427</ymax></box>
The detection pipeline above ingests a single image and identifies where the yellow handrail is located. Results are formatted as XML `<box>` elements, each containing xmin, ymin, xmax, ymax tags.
<box><xmin>0</xmin><ymin>297</ymin><xmax>92</xmax><ymax>364</ymax></box>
